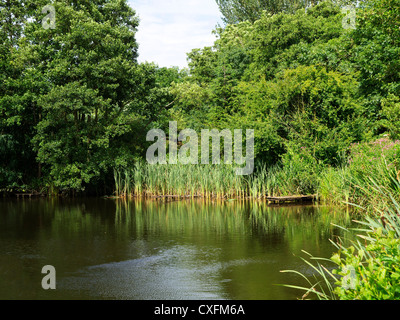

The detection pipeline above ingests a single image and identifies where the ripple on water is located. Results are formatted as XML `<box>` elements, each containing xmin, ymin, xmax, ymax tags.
<box><xmin>57</xmin><ymin>244</ymin><xmax>267</xmax><ymax>300</ymax></box>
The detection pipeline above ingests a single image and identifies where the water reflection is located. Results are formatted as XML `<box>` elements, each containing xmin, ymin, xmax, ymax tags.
<box><xmin>0</xmin><ymin>198</ymin><xmax>354</xmax><ymax>300</ymax></box>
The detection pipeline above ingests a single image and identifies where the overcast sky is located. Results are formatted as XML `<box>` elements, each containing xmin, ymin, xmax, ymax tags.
<box><xmin>128</xmin><ymin>0</ymin><xmax>222</xmax><ymax>69</ymax></box>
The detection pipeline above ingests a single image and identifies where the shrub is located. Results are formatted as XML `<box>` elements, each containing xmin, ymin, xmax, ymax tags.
<box><xmin>348</xmin><ymin>137</ymin><xmax>400</xmax><ymax>178</ymax></box>
<box><xmin>332</xmin><ymin>229</ymin><xmax>400</xmax><ymax>300</ymax></box>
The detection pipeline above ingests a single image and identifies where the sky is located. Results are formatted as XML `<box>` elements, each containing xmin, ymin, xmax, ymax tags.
<box><xmin>128</xmin><ymin>0</ymin><xmax>223</xmax><ymax>69</ymax></box>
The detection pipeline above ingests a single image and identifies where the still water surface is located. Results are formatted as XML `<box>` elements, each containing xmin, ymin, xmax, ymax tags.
<box><xmin>0</xmin><ymin>198</ymin><xmax>355</xmax><ymax>300</ymax></box>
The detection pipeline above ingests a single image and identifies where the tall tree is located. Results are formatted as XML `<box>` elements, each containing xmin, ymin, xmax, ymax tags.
<box><xmin>0</xmin><ymin>0</ymin><xmax>46</xmax><ymax>190</ymax></box>
<box><xmin>350</xmin><ymin>0</ymin><xmax>400</xmax><ymax>137</ymax></box>
<box><xmin>215</xmin><ymin>0</ymin><xmax>312</xmax><ymax>24</ymax></box>
<box><xmin>21</xmin><ymin>0</ymin><xmax>142</xmax><ymax>193</ymax></box>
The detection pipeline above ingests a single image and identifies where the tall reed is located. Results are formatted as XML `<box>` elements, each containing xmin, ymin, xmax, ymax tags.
<box><xmin>113</xmin><ymin>161</ymin><xmax>341</xmax><ymax>200</ymax></box>
<box><xmin>113</xmin><ymin>162</ymin><xmax>252</xmax><ymax>199</ymax></box>
<box><xmin>113</xmin><ymin>149</ymin><xmax>398</xmax><ymax>203</ymax></box>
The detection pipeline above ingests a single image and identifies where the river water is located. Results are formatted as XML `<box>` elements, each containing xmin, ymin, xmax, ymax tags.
<box><xmin>0</xmin><ymin>198</ymin><xmax>355</xmax><ymax>300</ymax></box>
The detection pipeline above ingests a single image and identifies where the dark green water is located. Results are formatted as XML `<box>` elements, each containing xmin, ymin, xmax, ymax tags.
<box><xmin>0</xmin><ymin>198</ymin><xmax>354</xmax><ymax>300</ymax></box>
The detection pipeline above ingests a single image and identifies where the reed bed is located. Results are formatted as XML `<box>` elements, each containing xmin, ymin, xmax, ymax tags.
<box><xmin>113</xmin><ymin>140</ymin><xmax>400</xmax><ymax>205</ymax></box>
<box><xmin>112</xmin><ymin>163</ymin><xmax>352</xmax><ymax>201</ymax></box>
<box><xmin>113</xmin><ymin>161</ymin><xmax>325</xmax><ymax>200</ymax></box>
<box><xmin>114</xmin><ymin>162</ymin><xmax>249</xmax><ymax>199</ymax></box>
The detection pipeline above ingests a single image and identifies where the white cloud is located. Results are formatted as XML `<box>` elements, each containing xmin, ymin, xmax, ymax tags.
<box><xmin>128</xmin><ymin>0</ymin><xmax>222</xmax><ymax>69</ymax></box>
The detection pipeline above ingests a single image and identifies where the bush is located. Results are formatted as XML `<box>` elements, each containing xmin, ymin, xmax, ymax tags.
<box><xmin>332</xmin><ymin>229</ymin><xmax>400</xmax><ymax>300</ymax></box>
<box><xmin>279</xmin><ymin>146</ymin><xmax>323</xmax><ymax>195</ymax></box>
<box><xmin>346</xmin><ymin>137</ymin><xmax>400</xmax><ymax>209</ymax></box>
<box><xmin>348</xmin><ymin>137</ymin><xmax>400</xmax><ymax>179</ymax></box>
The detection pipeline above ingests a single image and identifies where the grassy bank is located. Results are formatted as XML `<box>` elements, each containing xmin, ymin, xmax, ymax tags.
<box><xmin>113</xmin><ymin>137</ymin><xmax>400</xmax><ymax>208</ymax></box>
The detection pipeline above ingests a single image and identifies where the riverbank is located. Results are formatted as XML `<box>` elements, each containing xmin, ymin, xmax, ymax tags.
<box><xmin>4</xmin><ymin>137</ymin><xmax>399</xmax><ymax>213</ymax></box>
<box><xmin>110</xmin><ymin>137</ymin><xmax>400</xmax><ymax>211</ymax></box>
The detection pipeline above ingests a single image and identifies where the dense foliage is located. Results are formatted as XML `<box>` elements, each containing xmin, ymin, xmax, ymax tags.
<box><xmin>0</xmin><ymin>0</ymin><xmax>183</xmax><ymax>194</ymax></box>
<box><xmin>1</xmin><ymin>0</ymin><xmax>399</xmax><ymax>201</ymax></box>
<box><xmin>215</xmin><ymin>0</ymin><xmax>313</xmax><ymax>24</ymax></box>
<box><xmin>166</xmin><ymin>0</ymin><xmax>399</xmax><ymax>197</ymax></box>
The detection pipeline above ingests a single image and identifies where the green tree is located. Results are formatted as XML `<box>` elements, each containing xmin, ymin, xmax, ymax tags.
<box><xmin>230</xmin><ymin>65</ymin><xmax>363</xmax><ymax>166</ymax></box>
<box><xmin>181</xmin><ymin>23</ymin><xmax>253</xmax><ymax>129</ymax></box>
<box><xmin>350</xmin><ymin>0</ymin><xmax>400</xmax><ymax>136</ymax></box>
<box><xmin>0</xmin><ymin>0</ymin><xmax>186</xmax><ymax>194</ymax></box>
<box><xmin>247</xmin><ymin>1</ymin><xmax>344</xmax><ymax>80</ymax></box>
<box><xmin>215</xmin><ymin>0</ymin><xmax>312</xmax><ymax>24</ymax></box>
<box><xmin>21</xmin><ymin>0</ymin><xmax>142</xmax><ymax>193</ymax></box>
<box><xmin>0</xmin><ymin>0</ymin><xmax>48</xmax><ymax>190</ymax></box>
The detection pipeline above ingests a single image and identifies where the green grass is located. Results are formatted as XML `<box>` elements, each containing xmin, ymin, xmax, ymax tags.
<box><xmin>113</xmin><ymin>162</ymin><xmax>248</xmax><ymax>199</ymax></box>
<box><xmin>113</xmin><ymin>160</ymin><xmax>394</xmax><ymax>203</ymax></box>
<box><xmin>113</xmin><ymin>160</ymin><xmax>330</xmax><ymax>200</ymax></box>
